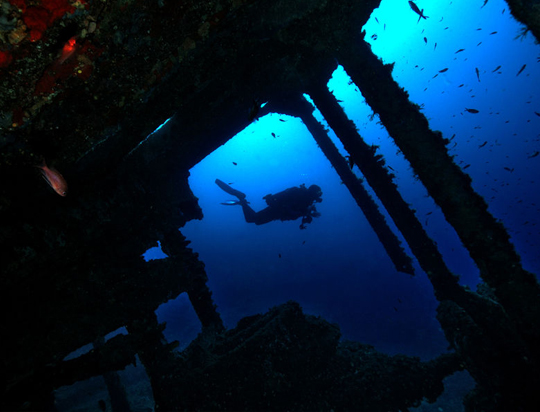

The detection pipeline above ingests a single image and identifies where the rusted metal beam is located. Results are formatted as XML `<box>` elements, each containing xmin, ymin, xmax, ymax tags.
<box><xmin>267</xmin><ymin>96</ymin><xmax>414</xmax><ymax>275</ymax></box>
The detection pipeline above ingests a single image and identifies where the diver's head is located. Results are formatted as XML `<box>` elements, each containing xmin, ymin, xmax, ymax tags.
<box><xmin>308</xmin><ymin>184</ymin><xmax>323</xmax><ymax>202</ymax></box>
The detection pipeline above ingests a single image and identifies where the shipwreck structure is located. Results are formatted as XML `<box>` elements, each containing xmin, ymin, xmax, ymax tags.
<box><xmin>1</xmin><ymin>0</ymin><xmax>540</xmax><ymax>410</ymax></box>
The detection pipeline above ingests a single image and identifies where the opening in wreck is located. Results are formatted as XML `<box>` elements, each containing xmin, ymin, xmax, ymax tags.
<box><xmin>3</xmin><ymin>0</ymin><xmax>540</xmax><ymax>410</ymax></box>
<box><xmin>144</xmin><ymin>0</ymin><xmax>538</xmax><ymax>408</ymax></box>
<box><xmin>156</xmin><ymin>65</ymin><xmax>480</xmax><ymax>355</ymax></box>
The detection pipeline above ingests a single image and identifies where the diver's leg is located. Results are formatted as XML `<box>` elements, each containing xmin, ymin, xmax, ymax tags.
<box><xmin>239</xmin><ymin>201</ymin><xmax>258</xmax><ymax>223</ymax></box>
<box><xmin>240</xmin><ymin>204</ymin><xmax>276</xmax><ymax>225</ymax></box>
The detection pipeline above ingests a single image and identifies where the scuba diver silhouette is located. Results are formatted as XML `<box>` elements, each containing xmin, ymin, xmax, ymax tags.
<box><xmin>215</xmin><ymin>179</ymin><xmax>322</xmax><ymax>229</ymax></box>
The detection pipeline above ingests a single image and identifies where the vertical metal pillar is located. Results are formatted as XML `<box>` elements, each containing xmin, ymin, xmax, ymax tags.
<box><xmin>161</xmin><ymin>229</ymin><xmax>224</xmax><ymax>332</ymax></box>
<box><xmin>303</xmin><ymin>83</ymin><xmax>464</xmax><ymax>294</ymax></box>
<box><xmin>267</xmin><ymin>97</ymin><xmax>414</xmax><ymax>275</ymax></box>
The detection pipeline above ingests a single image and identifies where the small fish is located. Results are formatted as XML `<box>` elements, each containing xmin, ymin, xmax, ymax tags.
<box><xmin>434</xmin><ymin>42</ymin><xmax>437</xmax><ymax>50</ymax></box>
<box><xmin>232</xmin><ymin>161</ymin><xmax>237</xmax><ymax>165</ymax></box>
<box><xmin>528</xmin><ymin>151</ymin><xmax>539</xmax><ymax>158</ymax></box>
<box><xmin>463</xmin><ymin>164</ymin><xmax>471</xmax><ymax>169</ymax></box>
<box><xmin>439</xmin><ymin>68</ymin><xmax>448</xmax><ymax>73</ymax></box>
<box><xmin>475</xmin><ymin>67</ymin><xmax>481</xmax><ymax>82</ymax></box>
<box><xmin>279</xmin><ymin>119</ymin><xmax>286</xmax><ymax>122</ymax></box>
<box><xmin>481</xmin><ymin>0</ymin><xmax>488</xmax><ymax>7</ymax></box>
<box><xmin>503</xmin><ymin>167</ymin><xmax>514</xmax><ymax>172</ymax></box>
<box><xmin>35</xmin><ymin>159</ymin><xmax>68</xmax><ymax>197</ymax></box>
<box><xmin>490</xmin><ymin>31</ymin><xmax>497</xmax><ymax>35</ymax></box>
<box><xmin>375</xmin><ymin>17</ymin><xmax>379</xmax><ymax>24</ymax></box>
<box><xmin>271</xmin><ymin>132</ymin><xmax>276</xmax><ymax>138</ymax></box>
<box><xmin>455</xmin><ymin>48</ymin><xmax>465</xmax><ymax>54</ymax></box>
<box><xmin>479</xmin><ymin>141</ymin><xmax>488</xmax><ymax>148</ymax></box>
<box><xmin>221</xmin><ymin>200</ymin><xmax>241</xmax><ymax>205</ymax></box>
<box><xmin>302</xmin><ymin>240</ymin><xmax>306</xmax><ymax>245</ymax></box>
<box><xmin>465</xmin><ymin>108</ymin><xmax>479</xmax><ymax>113</ymax></box>
<box><xmin>516</xmin><ymin>64</ymin><xmax>526</xmax><ymax>76</ymax></box>
<box><xmin>424</xmin><ymin>37</ymin><xmax>427</xmax><ymax>44</ymax></box>
<box><xmin>458</xmin><ymin>84</ymin><xmax>464</xmax><ymax>88</ymax></box>
<box><xmin>534</xmin><ymin>111</ymin><xmax>540</xmax><ymax>117</ymax></box>
<box><xmin>492</xmin><ymin>65</ymin><xmax>501</xmax><ymax>72</ymax></box>
<box><xmin>278</xmin><ymin>253</ymin><xmax>282</xmax><ymax>258</ymax></box>
<box><xmin>371</xmin><ymin>34</ymin><xmax>378</xmax><ymax>40</ymax></box>
<box><xmin>408</xmin><ymin>1</ymin><xmax>428</xmax><ymax>22</ymax></box>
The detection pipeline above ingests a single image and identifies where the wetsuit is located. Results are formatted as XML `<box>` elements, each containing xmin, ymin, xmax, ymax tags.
<box><xmin>216</xmin><ymin>179</ymin><xmax>322</xmax><ymax>229</ymax></box>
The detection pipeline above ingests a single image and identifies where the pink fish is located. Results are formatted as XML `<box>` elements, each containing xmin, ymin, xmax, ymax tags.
<box><xmin>36</xmin><ymin>159</ymin><xmax>68</xmax><ymax>197</ymax></box>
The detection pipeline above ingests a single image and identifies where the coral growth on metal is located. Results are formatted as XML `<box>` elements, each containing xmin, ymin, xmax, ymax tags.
<box><xmin>0</xmin><ymin>0</ymin><xmax>100</xmax><ymax>128</ymax></box>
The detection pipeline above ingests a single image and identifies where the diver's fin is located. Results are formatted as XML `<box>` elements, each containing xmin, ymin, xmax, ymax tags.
<box><xmin>215</xmin><ymin>179</ymin><xmax>246</xmax><ymax>199</ymax></box>
<box><xmin>220</xmin><ymin>199</ymin><xmax>249</xmax><ymax>206</ymax></box>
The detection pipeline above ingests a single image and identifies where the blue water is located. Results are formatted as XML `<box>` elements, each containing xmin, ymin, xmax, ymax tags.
<box><xmin>145</xmin><ymin>0</ymin><xmax>540</xmax><ymax>365</ymax></box>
